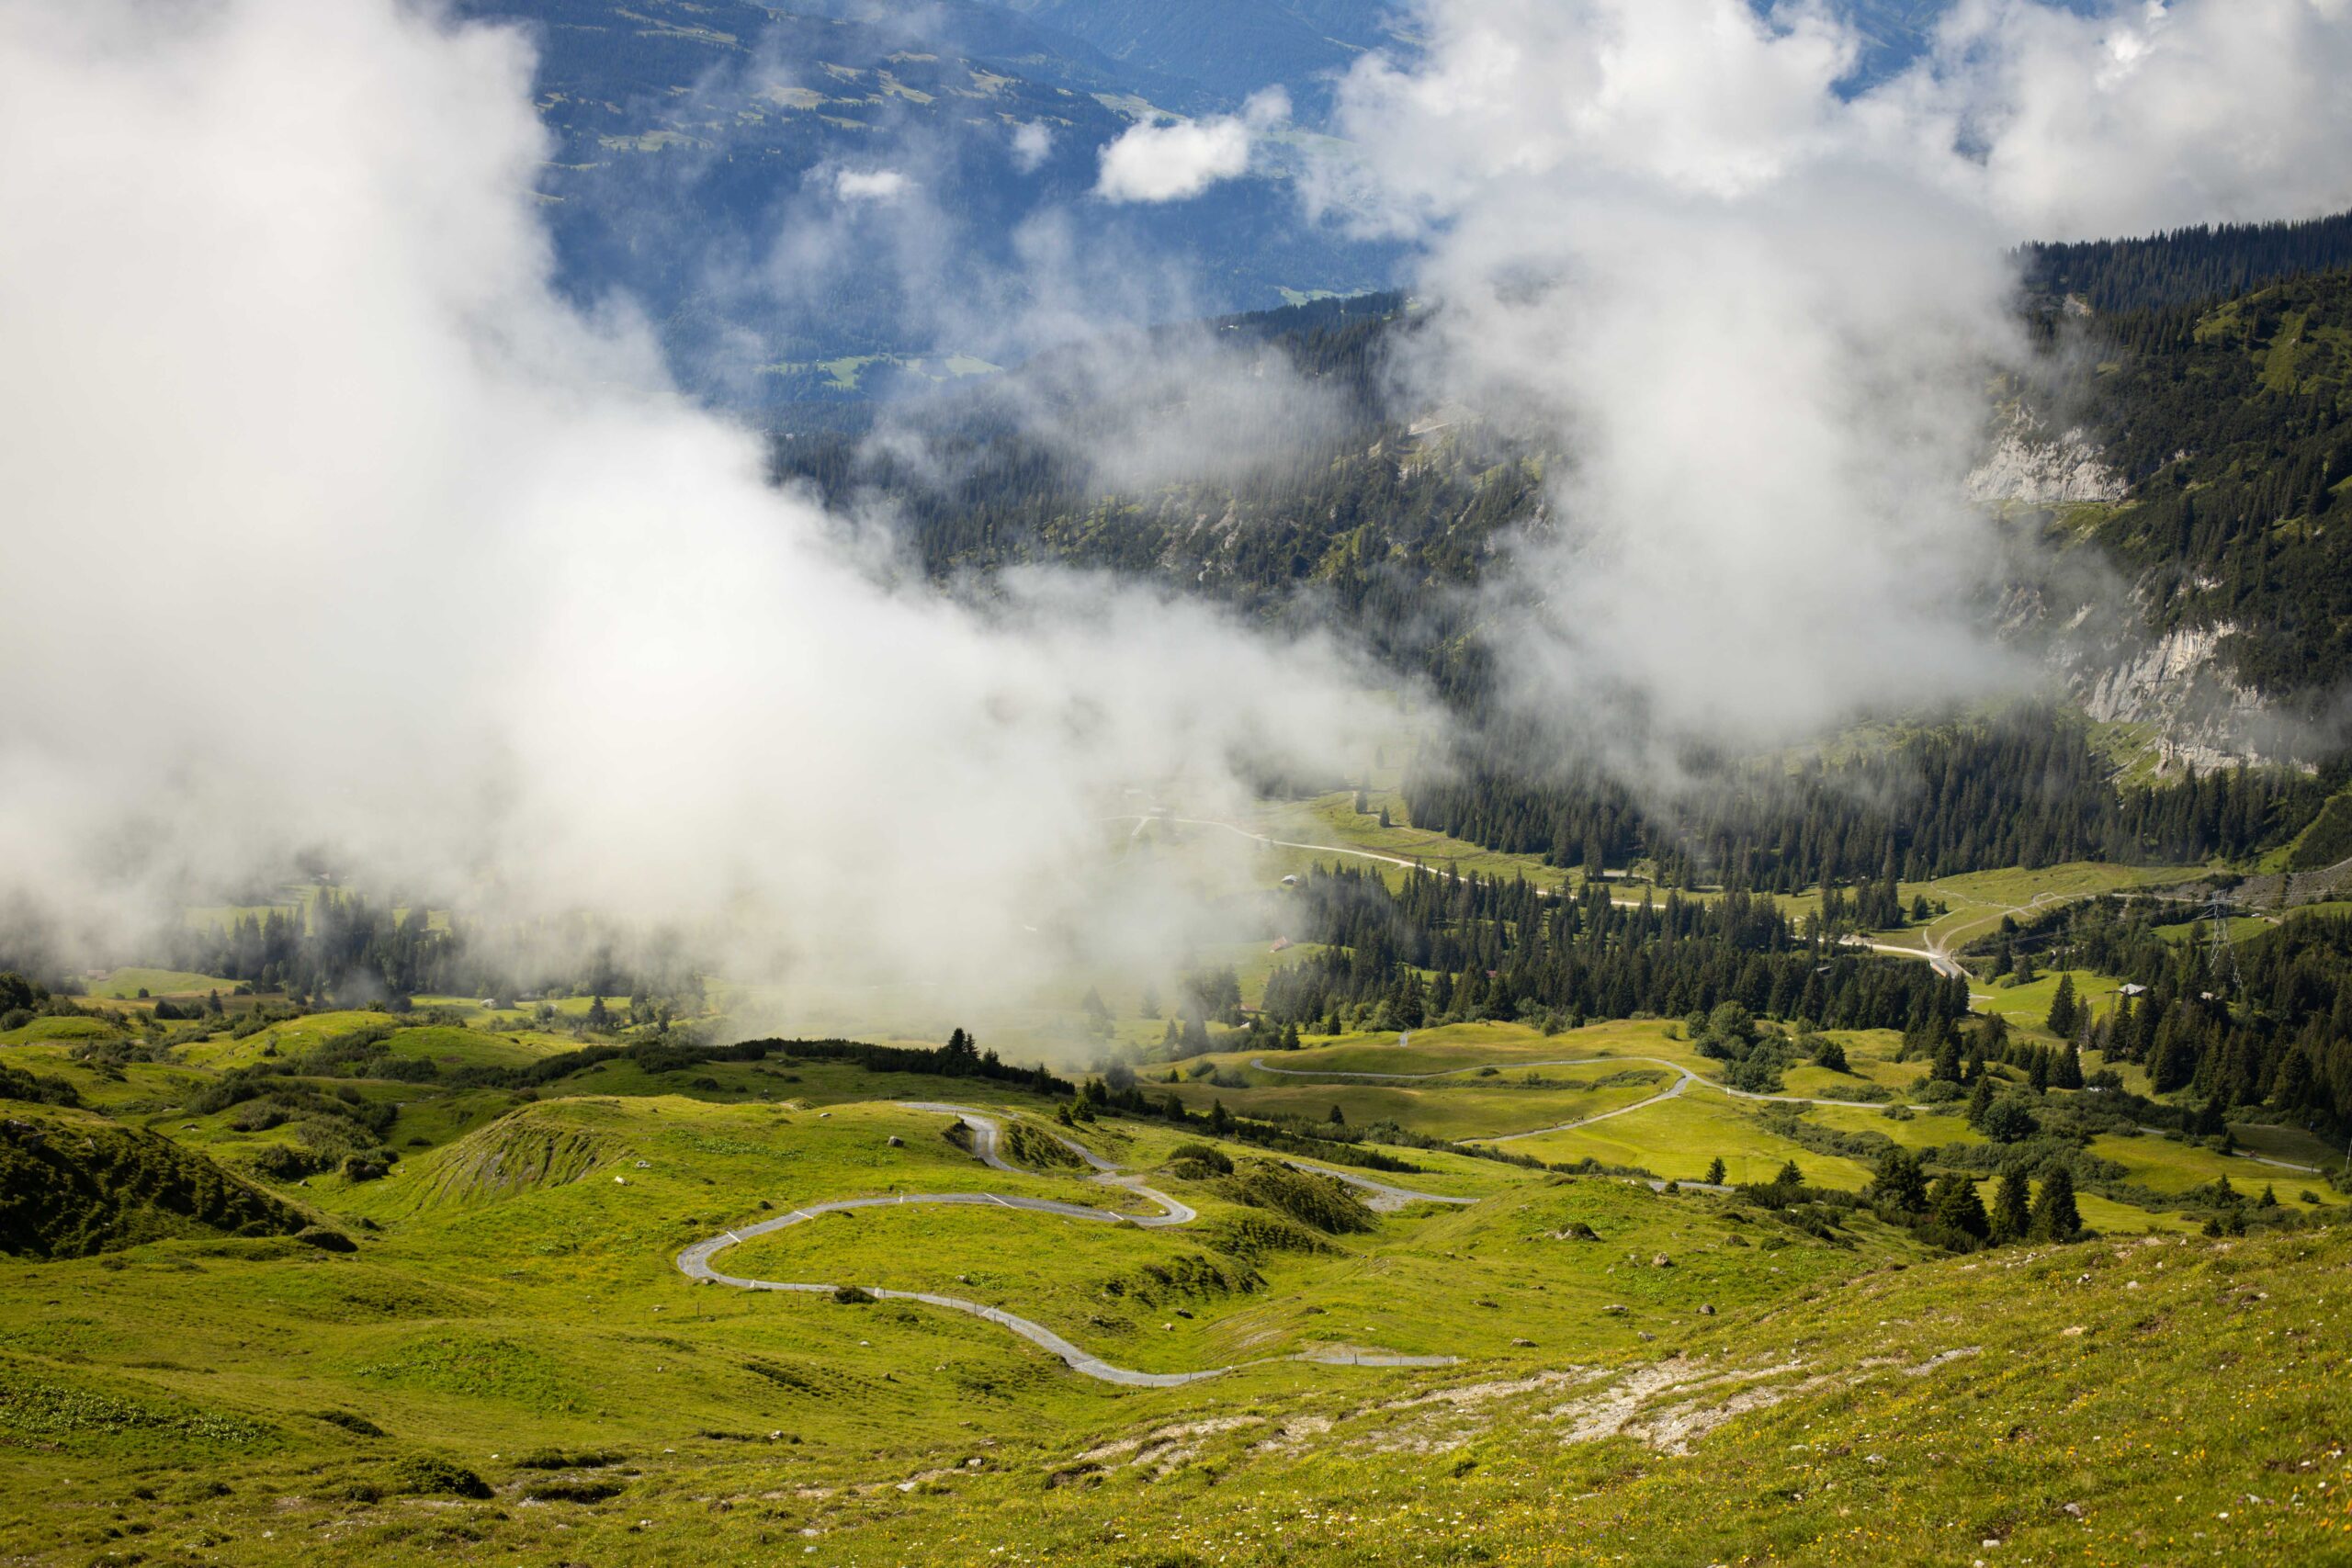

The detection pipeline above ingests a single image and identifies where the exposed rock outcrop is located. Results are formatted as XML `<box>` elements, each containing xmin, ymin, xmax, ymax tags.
<box><xmin>1967</xmin><ymin>408</ymin><xmax>2128</xmax><ymax>506</ymax></box>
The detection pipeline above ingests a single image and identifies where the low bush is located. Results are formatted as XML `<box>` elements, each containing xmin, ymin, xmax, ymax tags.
<box><xmin>389</xmin><ymin>1455</ymin><xmax>492</xmax><ymax>1499</ymax></box>
<box><xmin>521</xmin><ymin>1477</ymin><xmax>625</xmax><ymax>1503</ymax></box>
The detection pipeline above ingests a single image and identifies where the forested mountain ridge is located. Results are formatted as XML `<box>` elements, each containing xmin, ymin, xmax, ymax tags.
<box><xmin>2022</xmin><ymin>210</ymin><xmax>2352</xmax><ymax>315</ymax></box>
<box><xmin>766</xmin><ymin>223</ymin><xmax>2352</xmax><ymax>890</ymax></box>
<box><xmin>774</xmin><ymin>292</ymin><xmax>1529</xmax><ymax>684</ymax></box>
<box><xmin>2063</xmin><ymin>270</ymin><xmax>2352</xmax><ymax>700</ymax></box>
<box><xmin>780</xmin><ymin>226</ymin><xmax>2352</xmax><ymax>721</ymax></box>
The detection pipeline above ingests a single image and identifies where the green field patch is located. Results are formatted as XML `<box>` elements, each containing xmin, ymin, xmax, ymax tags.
<box><xmin>0</xmin><ymin>1359</ymin><xmax>280</xmax><ymax>1456</ymax></box>
<box><xmin>1798</xmin><ymin>1101</ymin><xmax>1982</xmax><ymax>1155</ymax></box>
<box><xmin>1502</xmin><ymin>1094</ymin><xmax>1877</xmax><ymax>1189</ymax></box>
<box><xmin>377</xmin><ymin>1025</ymin><xmax>549</xmax><ymax>1071</ymax></box>
<box><xmin>2225</xmin><ymin>1121</ymin><xmax>2342</xmax><ymax>1174</ymax></box>
<box><xmin>0</xmin><ymin>1014</ymin><xmax>120</xmax><ymax>1044</ymax></box>
<box><xmin>78</xmin><ymin>968</ymin><xmax>241</xmax><ymax>1000</ymax></box>
<box><xmin>1901</xmin><ymin>862</ymin><xmax>2203</xmax><ymax>953</ymax></box>
<box><xmin>345</xmin><ymin>1332</ymin><xmax>588</xmax><ymax>1415</ymax></box>
<box><xmin>1159</xmin><ymin>1074</ymin><xmax>1665</xmax><ymax>1144</ymax></box>
<box><xmin>2087</xmin><ymin>1129</ymin><xmax>2304</xmax><ymax>1196</ymax></box>
<box><xmin>1972</xmin><ymin>967</ymin><xmax>2123</xmax><ymax>1033</ymax></box>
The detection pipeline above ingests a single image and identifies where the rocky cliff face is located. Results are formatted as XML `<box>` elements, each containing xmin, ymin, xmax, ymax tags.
<box><xmin>1966</xmin><ymin>408</ymin><xmax>2129</xmax><ymax>506</ymax></box>
<box><xmin>2006</xmin><ymin>574</ymin><xmax>2296</xmax><ymax>768</ymax></box>
<box><xmin>1974</xmin><ymin>409</ymin><xmax>2301</xmax><ymax>769</ymax></box>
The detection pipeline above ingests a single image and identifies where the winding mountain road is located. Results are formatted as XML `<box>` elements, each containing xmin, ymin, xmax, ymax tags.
<box><xmin>676</xmin><ymin>1104</ymin><xmax>1464</xmax><ymax>1387</ymax></box>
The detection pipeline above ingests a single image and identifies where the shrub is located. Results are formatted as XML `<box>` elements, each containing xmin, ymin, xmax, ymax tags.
<box><xmin>512</xmin><ymin>1448</ymin><xmax>622</xmax><ymax>1470</ymax></box>
<box><xmin>1002</xmin><ymin>1121</ymin><xmax>1083</xmax><ymax>1169</ymax></box>
<box><xmin>1166</xmin><ymin>1141</ymin><xmax>1234</xmax><ymax>1179</ymax></box>
<box><xmin>295</xmin><ymin>1225</ymin><xmax>356</xmax><ymax>1253</ymax></box>
<box><xmin>1199</xmin><ymin>1211</ymin><xmax>1333</xmax><ymax>1258</ymax></box>
<box><xmin>247</xmin><ymin>1145</ymin><xmax>333</xmax><ymax>1180</ymax></box>
<box><xmin>312</xmin><ymin>1409</ymin><xmax>385</xmax><ymax>1437</ymax></box>
<box><xmin>521</xmin><ymin>1477</ymin><xmax>625</xmax><ymax>1503</ymax></box>
<box><xmin>389</xmin><ymin>1455</ymin><xmax>492</xmax><ymax>1499</ymax></box>
<box><xmin>832</xmin><ymin>1286</ymin><xmax>876</xmax><ymax>1304</ymax></box>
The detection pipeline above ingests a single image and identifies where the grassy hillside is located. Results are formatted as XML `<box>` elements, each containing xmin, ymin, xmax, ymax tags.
<box><xmin>0</xmin><ymin>1109</ymin><xmax>314</xmax><ymax>1258</ymax></box>
<box><xmin>0</xmin><ymin>1061</ymin><xmax>2340</xmax><ymax>1564</ymax></box>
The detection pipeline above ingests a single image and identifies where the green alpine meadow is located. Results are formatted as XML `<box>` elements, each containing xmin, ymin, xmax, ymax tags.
<box><xmin>7</xmin><ymin>0</ymin><xmax>2352</xmax><ymax>1564</ymax></box>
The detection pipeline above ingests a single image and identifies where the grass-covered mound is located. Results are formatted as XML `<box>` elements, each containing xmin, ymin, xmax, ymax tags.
<box><xmin>397</xmin><ymin>1103</ymin><xmax>623</xmax><ymax>1207</ymax></box>
<box><xmin>1001</xmin><ymin>1120</ymin><xmax>1084</xmax><ymax>1169</ymax></box>
<box><xmin>0</xmin><ymin>1111</ymin><xmax>310</xmax><ymax>1258</ymax></box>
<box><xmin>1215</xmin><ymin>1158</ymin><xmax>1374</xmax><ymax>1235</ymax></box>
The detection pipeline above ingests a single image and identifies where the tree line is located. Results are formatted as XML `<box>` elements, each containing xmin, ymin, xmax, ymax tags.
<box><xmin>1257</xmin><ymin>865</ymin><xmax>1969</xmax><ymax>1038</ymax></box>
<box><xmin>1403</xmin><ymin>705</ymin><xmax>2327</xmax><ymax>892</ymax></box>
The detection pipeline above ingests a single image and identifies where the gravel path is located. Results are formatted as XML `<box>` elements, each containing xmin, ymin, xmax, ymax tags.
<box><xmin>675</xmin><ymin>1103</ymin><xmax>1464</xmax><ymax>1386</ymax></box>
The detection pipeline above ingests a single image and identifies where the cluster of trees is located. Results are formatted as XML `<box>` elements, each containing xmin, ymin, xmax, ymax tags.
<box><xmin>1404</xmin><ymin>707</ymin><xmax>2324</xmax><ymax>892</ymax></box>
<box><xmin>1255</xmin><ymin>866</ymin><xmax>1968</xmax><ymax>1040</ymax></box>
<box><xmin>1981</xmin><ymin>898</ymin><xmax>2352</xmax><ymax>1130</ymax></box>
<box><xmin>1865</xmin><ymin>1147</ymin><xmax>2083</xmax><ymax>1251</ymax></box>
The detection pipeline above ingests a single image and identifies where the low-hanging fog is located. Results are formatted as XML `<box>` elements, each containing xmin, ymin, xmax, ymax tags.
<box><xmin>0</xmin><ymin>0</ymin><xmax>1391</xmax><ymax>999</ymax></box>
<box><xmin>1324</xmin><ymin>0</ymin><xmax>2352</xmax><ymax>769</ymax></box>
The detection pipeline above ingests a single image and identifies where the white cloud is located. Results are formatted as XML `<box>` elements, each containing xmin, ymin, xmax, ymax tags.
<box><xmin>1870</xmin><ymin>0</ymin><xmax>2352</xmax><ymax>239</ymax></box>
<box><xmin>1327</xmin><ymin>0</ymin><xmax>2352</xmax><ymax>762</ymax></box>
<box><xmin>1011</xmin><ymin>119</ymin><xmax>1053</xmax><ymax>174</ymax></box>
<box><xmin>0</xmin><ymin>0</ymin><xmax>1388</xmax><ymax>994</ymax></box>
<box><xmin>833</xmin><ymin>166</ymin><xmax>910</xmax><ymax>202</ymax></box>
<box><xmin>1094</xmin><ymin>88</ymin><xmax>1289</xmax><ymax>204</ymax></box>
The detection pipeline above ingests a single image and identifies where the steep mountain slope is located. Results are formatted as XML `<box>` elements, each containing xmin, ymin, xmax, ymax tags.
<box><xmin>2074</xmin><ymin>272</ymin><xmax>2352</xmax><ymax>699</ymax></box>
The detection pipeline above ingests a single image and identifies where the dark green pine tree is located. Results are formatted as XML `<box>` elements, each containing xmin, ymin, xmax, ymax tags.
<box><xmin>1704</xmin><ymin>1156</ymin><xmax>1727</xmax><ymax>1185</ymax></box>
<box><xmin>1989</xmin><ymin>1168</ymin><xmax>2032</xmax><ymax>1244</ymax></box>
<box><xmin>2046</xmin><ymin>973</ymin><xmax>2078</xmax><ymax>1038</ymax></box>
<box><xmin>1774</xmin><ymin>1159</ymin><xmax>1804</xmax><ymax>1190</ymax></box>
<box><xmin>1931</xmin><ymin>1037</ymin><xmax>1964</xmax><ymax>1083</ymax></box>
<box><xmin>2030</xmin><ymin>1166</ymin><xmax>2084</xmax><ymax>1241</ymax></box>
<box><xmin>1870</xmin><ymin>1148</ymin><xmax>1929</xmax><ymax>1213</ymax></box>
<box><xmin>1930</xmin><ymin>1173</ymin><xmax>1991</xmax><ymax>1241</ymax></box>
<box><xmin>1327</xmin><ymin>1103</ymin><xmax>1346</xmax><ymax>1126</ymax></box>
<box><xmin>1966</xmin><ymin>1073</ymin><xmax>1996</xmax><ymax>1130</ymax></box>
<box><xmin>2053</xmin><ymin>1036</ymin><xmax>2086</xmax><ymax>1091</ymax></box>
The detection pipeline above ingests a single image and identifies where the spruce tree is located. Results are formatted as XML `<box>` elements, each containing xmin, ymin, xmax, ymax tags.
<box><xmin>2046</xmin><ymin>973</ymin><xmax>2079</xmax><ymax>1037</ymax></box>
<box><xmin>1989</xmin><ymin>1168</ymin><xmax>2032</xmax><ymax>1243</ymax></box>
<box><xmin>1870</xmin><ymin>1148</ymin><xmax>1928</xmax><ymax>1213</ymax></box>
<box><xmin>1704</xmin><ymin>1156</ymin><xmax>1726</xmax><ymax>1185</ymax></box>
<box><xmin>2030</xmin><ymin>1166</ymin><xmax>2083</xmax><ymax>1241</ymax></box>
<box><xmin>1930</xmin><ymin>1173</ymin><xmax>1990</xmax><ymax>1241</ymax></box>
<box><xmin>1774</xmin><ymin>1158</ymin><xmax>1804</xmax><ymax>1190</ymax></box>
<box><xmin>1966</xmin><ymin>1072</ymin><xmax>1996</xmax><ymax>1130</ymax></box>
